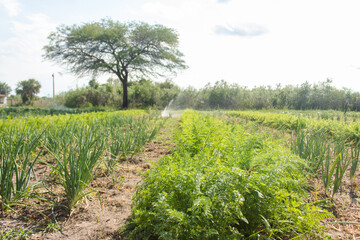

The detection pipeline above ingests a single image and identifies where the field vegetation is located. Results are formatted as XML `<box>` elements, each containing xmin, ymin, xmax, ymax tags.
<box><xmin>122</xmin><ymin>111</ymin><xmax>330</xmax><ymax>239</ymax></box>
<box><xmin>3</xmin><ymin>14</ymin><xmax>360</xmax><ymax>240</ymax></box>
<box><xmin>1</xmin><ymin>107</ymin><xmax>360</xmax><ymax>239</ymax></box>
<box><xmin>0</xmin><ymin>110</ymin><xmax>163</xmax><ymax>238</ymax></box>
<box><xmin>225</xmin><ymin>110</ymin><xmax>360</xmax><ymax>239</ymax></box>
<box><xmin>0</xmin><ymin>107</ymin><xmax>107</xmax><ymax>119</ymax></box>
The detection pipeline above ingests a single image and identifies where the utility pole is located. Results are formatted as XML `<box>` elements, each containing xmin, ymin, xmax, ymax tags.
<box><xmin>52</xmin><ymin>73</ymin><xmax>55</xmax><ymax>99</ymax></box>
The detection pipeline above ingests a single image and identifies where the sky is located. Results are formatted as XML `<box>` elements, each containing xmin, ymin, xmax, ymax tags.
<box><xmin>1</xmin><ymin>0</ymin><xmax>360</xmax><ymax>97</ymax></box>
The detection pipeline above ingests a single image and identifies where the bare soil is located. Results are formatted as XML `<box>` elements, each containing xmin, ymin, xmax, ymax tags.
<box><xmin>310</xmin><ymin>175</ymin><xmax>360</xmax><ymax>240</ymax></box>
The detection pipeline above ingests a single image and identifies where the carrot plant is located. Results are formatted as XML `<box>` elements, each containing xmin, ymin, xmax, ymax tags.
<box><xmin>123</xmin><ymin>111</ymin><xmax>330</xmax><ymax>239</ymax></box>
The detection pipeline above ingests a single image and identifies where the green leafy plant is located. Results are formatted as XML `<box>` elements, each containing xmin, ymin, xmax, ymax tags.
<box><xmin>123</xmin><ymin>111</ymin><xmax>329</xmax><ymax>239</ymax></box>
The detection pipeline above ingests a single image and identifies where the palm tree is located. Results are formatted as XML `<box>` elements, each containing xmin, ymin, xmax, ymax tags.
<box><xmin>16</xmin><ymin>78</ymin><xmax>41</xmax><ymax>104</ymax></box>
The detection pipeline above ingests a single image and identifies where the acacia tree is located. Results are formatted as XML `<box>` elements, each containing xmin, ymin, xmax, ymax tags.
<box><xmin>43</xmin><ymin>19</ymin><xmax>186</xmax><ymax>109</ymax></box>
<box><xmin>15</xmin><ymin>78</ymin><xmax>41</xmax><ymax>104</ymax></box>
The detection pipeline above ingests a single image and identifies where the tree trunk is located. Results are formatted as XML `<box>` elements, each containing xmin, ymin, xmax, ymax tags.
<box><xmin>122</xmin><ymin>80</ymin><xmax>128</xmax><ymax>109</ymax></box>
<box><xmin>118</xmin><ymin>70</ymin><xmax>129</xmax><ymax>109</ymax></box>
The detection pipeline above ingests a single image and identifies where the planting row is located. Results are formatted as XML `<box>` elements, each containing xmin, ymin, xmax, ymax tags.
<box><xmin>227</xmin><ymin>110</ymin><xmax>360</xmax><ymax>199</ymax></box>
<box><xmin>253</xmin><ymin>109</ymin><xmax>360</xmax><ymax>123</ymax></box>
<box><xmin>123</xmin><ymin>111</ymin><xmax>330</xmax><ymax>239</ymax></box>
<box><xmin>227</xmin><ymin>110</ymin><xmax>360</xmax><ymax>143</ymax></box>
<box><xmin>0</xmin><ymin>107</ymin><xmax>107</xmax><ymax>119</ymax></box>
<box><xmin>0</xmin><ymin>110</ymin><xmax>163</xmax><ymax>213</ymax></box>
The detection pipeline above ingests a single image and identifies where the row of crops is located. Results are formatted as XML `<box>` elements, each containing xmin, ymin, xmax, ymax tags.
<box><xmin>282</xmin><ymin>110</ymin><xmax>360</xmax><ymax>122</ymax></box>
<box><xmin>0</xmin><ymin>107</ymin><xmax>106</xmax><ymax>119</ymax></box>
<box><xmin>0</xmin><ymin>110</ymin><xmax>163</xmax><ymax>214</ymax></box>
<box><xmin>226</xmin><ymin>111</ymin><xmax>360</xmax><ymax>198</ymax></box>
<box><xmin>255</xmin><ymin>109</ymin><xmax>360</xmax><ymax>123</ymax></box>
<box><xmin>122</xmin><ymin>110</ymin><xmax>330</xmax><ymax>239</ymax></box>
<box><xmin>227</xmin><ymin>111</ymin><xmax>360</xmax><ymax>142</ymax></box>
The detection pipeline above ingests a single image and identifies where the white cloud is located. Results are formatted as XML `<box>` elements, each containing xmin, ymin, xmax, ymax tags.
<box><xmin>0</xmin><ymin>14</ymin><xmax>70</xmax><ymax>96</ymax></box>
<box><xmin>0</xmin><ymin>0</ymin><xmax>21</xmax><ymax>17</ymax></box>
<box><xmin>0</xmin><ymin>14</ymin><xmax>56</xmax><ymax>58</ymax></box>
<box><xmin>214</xmin><ymin>24</ymin><xmax>267</xmax><ymax>37</ymax></box>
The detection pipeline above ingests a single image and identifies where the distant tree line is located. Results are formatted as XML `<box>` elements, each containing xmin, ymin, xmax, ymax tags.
<box><xmin>59</xmin><ymin>78</ymin><xmax>360</xmax><ymax>112</ymax></box>
<box><xmin>3</xmin><ymin>77</ymin><xmax>360</xmax><ymax>112</ymax></box>
<box><xmin>171</xmin><ymin>78</ymin><xmax>360</xmax><ymax>111</ymax></box>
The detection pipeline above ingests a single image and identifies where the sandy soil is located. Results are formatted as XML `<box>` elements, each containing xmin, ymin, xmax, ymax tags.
<box><xmin>311</xmin><ymin>176</ymin><xmax>360</xmax><ymax>239</ymax></box>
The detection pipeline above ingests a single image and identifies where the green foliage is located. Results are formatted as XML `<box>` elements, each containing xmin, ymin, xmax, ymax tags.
<box><xmin>54</xmin><ymin>122</ymin><xmax>106</xmax><ymax>210</ymax></box>
<box><xmin>0</xmin><ymin>227</ymin><xmax>31</xmax><ymax>240</ymax></box>
<box><xmin>123</xmin><ymin>111</ymin><xmax>329</xmax><ymax>239</ymax></box>
<box><xmin>105</xmin><ymin>114</ymin><xmax>163</xmax><ymax>174</ymax></box>
<box><xmin>0</xmin><ymin>124</ymin><xmax>44</xmax><ymax>211</ymax></box>
<box><xmin>290</xmin><ymin>127</ymin><xmax>329</xmax><ymax>175</ymax></box>
<box><xmin>227</xmin><ymin>110</ymin><xmax>360</xmax><ymax>143</ymax></box>
<box><xmin>62</xmin><ymin>78</ymin><xmax>180</xmax><ymax>109</ymax></box>
<box><xmin>44</xmin><ymin>19</ymin><xmax>186</xmax><ymax>109</ymax></box>
<box><xmin>0</xmin><ymin>81</ymin><xmax>11</xmax><ymax>95</ymax></box>
<box><xmin>0</xmin><ymin>109</ymin><xmax>162</xmax><ymax>213</ymax></box>
<box><xmin>129</xmin><ymin>79</ymin><xmax>160</xmax><ymax>108</ymax></box>
<box><xmin>15</xmin><ymin>78</ymin><xmax>41</xmax><ymax>105</ymax></box>
<box><xmin>169</xmin><ymin>79</ymin><xmax>360</xmax><ymax>112</ymax></box>
<box><xmin>230</xmin><ymin>110</ymin><xmax>360</xmax><ymax>198</ymax></box>
<box><xmin>0</xmin><ymin>107</ymin><xmax>106</xmax><ymax>119</ymax></box>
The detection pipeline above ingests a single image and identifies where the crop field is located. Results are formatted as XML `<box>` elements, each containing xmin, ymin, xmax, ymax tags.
<box><xmin>1</xmin><ymin>109</ymin><xmax>360</xmax><ymax>239</ymax></box>
<box><xmin>226</xmin><ymin>110</ymin><xmax>360</xmax><ymax>239</ymax></box>
<box><xmin>0</xmin><ymin>110</ymin><xmax>166</xmax><ymax>239</ymax></box>
<box><xmin>0</xmin><ymin>107</ymin><xmax>107</xmax><ymax>119</ymax></box>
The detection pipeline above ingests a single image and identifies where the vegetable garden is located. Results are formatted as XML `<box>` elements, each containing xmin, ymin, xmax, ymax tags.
<box><xmin>1</xmin><ymin>109</ymin><xmax>360</xmax><ymax>239</ymax></box>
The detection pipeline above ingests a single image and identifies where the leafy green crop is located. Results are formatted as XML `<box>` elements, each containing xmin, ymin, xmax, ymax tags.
<box><xmin>123</xmin><ymin>110</ymin><xmax>330</xmax><ymax>239</ymax></box>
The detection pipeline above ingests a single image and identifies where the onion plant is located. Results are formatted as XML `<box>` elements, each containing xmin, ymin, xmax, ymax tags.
<box><xmin>290</xmin><ymin>127</ymin><xmax>328</xmax><ymax>175</ymax></box>
<box><xmin>350</xmin><ymin>140</ymin><xmax>360</xmax><ymax>181</ymax></box>
<box><xmin>55</xmin><ymin>123</ymin><xmax>105</xmax><ymax>210</ymax></box>
<box><xmin>0</xmin><ymin>124</ymin><xmax>43</xmax><ymax>212</ymax></box>
<box><xmin>332</xmin><ymin>137</ymin><xmax>350</xmax><ymax>197</ymax></box>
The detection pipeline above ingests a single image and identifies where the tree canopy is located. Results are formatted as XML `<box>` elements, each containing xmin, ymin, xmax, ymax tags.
<box><xmin>43</xmin><ymin>19</ymin><xmax>187</xmax><ymax>108</ymax></box>
<box><xmin>0</xmin><ymin>82</ymin><xmax>11</xmax><ymax>95</ymax></box>
<box><xmin>15</xmin><ymin>78</ymin><xmax>41</xmax><ymax>104</ymax></box>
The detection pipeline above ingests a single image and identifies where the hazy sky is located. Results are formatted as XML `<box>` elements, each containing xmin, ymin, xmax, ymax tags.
<box><xmin>1</xmin><ymin>0</ymin><xmax>360</xmax><ymax>97</ymax></box>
